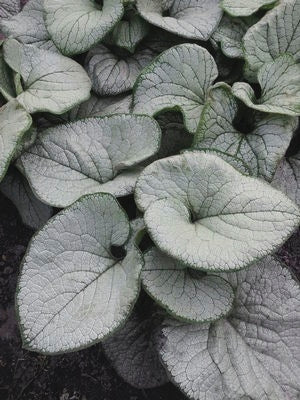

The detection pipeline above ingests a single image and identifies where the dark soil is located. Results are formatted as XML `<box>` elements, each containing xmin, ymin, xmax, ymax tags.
<box><xmin>0</xmin><ymin>194</ymin><xmax>185</xmax><ymax>400</ymax></box>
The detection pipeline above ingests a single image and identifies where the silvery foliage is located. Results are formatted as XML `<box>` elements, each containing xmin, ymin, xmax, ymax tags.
<box><xmin>0</xmin><ymin>0</ymin><xmax>300</xmax><ymax>397</ymax></box>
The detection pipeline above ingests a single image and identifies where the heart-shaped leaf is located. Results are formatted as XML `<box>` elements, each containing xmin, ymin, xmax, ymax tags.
<box><xmin>44</xmin><ymin>0</ymin><xmax>124</xmax><ymax>55</ymax></box>
<box><xmin>133</xmin><ymin>43</ymin><xmax>218</xmax><ymax>133</ymax></box>
<box><xmin>222</xmin><ymin>0</ymin><xmax>276</xmax><ymax>17</ymax></box>
<box><xmin>135</xmin><ymin>151</ymin><xmax>300</xmax><ymax>271</ymax></box>
<box><xmin>85</xmin><ymin>44</ymin><xmax>154</xmax><ymax>95</ymax></box>
<box><xmin>142</xmin><ymin>248</ymin><xmax>234</xmax><ymax>322</ymax></box>
<box><xmin>17</xmin><ymin>114</ymin><xmax>161</xmax><ymax>207</ymax></box>
<box><xmin>17</xmin><ymin>193</ymin><xmax>143</xmax><ymax>354</ymax></box>
<box><xmin>3</xmin><ymin>39</ymin><xmax>91</xmax><ymax>114</ymax></box>
<box><xmin>233</xmin><ymin>55</ymin><xmax>300</xmax><ymax>117</ymax></box>
<box><xmin>136</xmin><ymin>0</ymin><xmax>222</xmax><ymax>41</ymax></box>
<box><xmin>157</xmin><ymin>256</ymin><xmax>300</xmax><ymax>400</ymax></box>
<box><xmin>193</xmin><ymin>83</ymin><xmax>297</xmax><ymax>181</ymax></box>
<box><xmin>244</xmin><ymin>0</ymin><xmax>300</xmax><ymax>74</ymax></box>
<box><xmin>0</xmin><ymin>100</ymin><xmax>32</xmax><ymax>182</ymax></box>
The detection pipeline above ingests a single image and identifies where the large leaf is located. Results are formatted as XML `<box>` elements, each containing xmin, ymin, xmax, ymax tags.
<box><xmin>0</xmin><ymin>100</ymin><xmax>32</xmax><ymax>182</ymax></box>
<box><xmin>142</xmin><ymin>248</ymin><xmax>234</xmax><ymax>322</ymax></box>
<box><xmin>222</xmin><ymin>0</ymin><xmax>276</xmax><ymax>16</ymax></box>
<box><xmin>0</xmin><ymin>168</ymin><xmax>52</xmax><ymax>230</ymax></box>
<box><xmin>85</xmin><ymin>44</ymin><xmax>154</xmax><ymax>96</ymax></box>
<box><xmin>0</xmin><ymin>49</ymin><xmax>15</xmax><ymax>100</ymax></box>
<box><xmin>136</xmin><ymin>0</ymin><xmax>222</xmax><ymax>41</ymax></box>
<box><xmin>17</xmin><ymin>115</ymin><xmax>161</xmax><ymax>207</ymax></box>
<box><xmin>244</xmin><ymin>0</ymin><xmax>300</xmax><ymax>74</ymax></box>
<box><xmin>135</xmin><ymin>151</ymin><xmax>300</xmax><ymax>271</ymax></box>
<box><xmin>44</xmin><ymin>0</ymin><xmax>124</xmax><ymax>55</ymax></box>
<box><xmin>233</xmin><ymin>55</ymin><xmax>300</xmax><ymax>117</ymax></box>
<box><xmin>193</xmin><ymin>83</ymin><xmax>297</xmax><ymax>181</ymax></box>
<box><xmin>272</xmin><ymin>150</ymin><xmax>300</xmax><ymax>207</ymax></box>
<box><xmin>0</xmin><ymin>0</ymin><xmax>20</xmax><ymax>19</ymax></box>
<box><xmin>0</xmin><ymin>0</ymin><xmax>57</xmax><ymax>52</ymax></box>
<box><xmin>133</xmin><ymin>43</ymin><xmax>218</xmax><ymax>133</ymax></box>
<box><xmin>3</xmin><ymin>39</ymin><xmax>91</xmax><ymax>114</ymax></box>
<box><xmin>157</xmin><ymin>256</ymin><xmax>300</xmax><ymax>400</ymax></box>
<box><xmin>17</xmin><ymin>193</ymin><xmax>143</xmax><ymax>354</ymax></box>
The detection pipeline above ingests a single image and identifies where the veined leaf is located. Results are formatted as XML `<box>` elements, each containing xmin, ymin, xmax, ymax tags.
<box><xmin>17</xmin><ymin>115</ymin><xmax>161</xmax><ymax>207</ymax></box>
<box><xmin>0</xmin><ymin>49</ymin><xmax>15</xmax><ymax>100</ymax></box>
<box><xmin>222</xmin><ymin>0</ymin><xmax>276</xmax><ymax>17</ymax></box>
<box><xmin>0</xmin><ymin>0</ymin><xmax>20</xmax><ymax>19</ymax></box>
<box><xmin>17</xmin><ymin>193</ymin><xmax>143</xmax><ymax>354</ymax></box>
<box><xmin>133</xmin><ymin>43</ymin><xmax>218</xmax><ymax>133</ymax></box>
<box><xmin>135</xmin><ymin>151</ymin><xmax>300</xmax><ymax>271</ymax></box>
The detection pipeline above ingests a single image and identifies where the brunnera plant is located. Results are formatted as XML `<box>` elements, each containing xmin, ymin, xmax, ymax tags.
<box><xmin>0</xmin><ymin>0</ymin><xmax>300</xmax><ymax>398</ymax></box>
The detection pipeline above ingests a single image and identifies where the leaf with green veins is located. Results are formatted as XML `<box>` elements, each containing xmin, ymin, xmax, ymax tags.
<box><xmin>232</xmin><ymin>56</ymin><xmax>300</xmax><ymax>117</ymax></box>
<box><xmin>3</xmin><ymin>39</ymin><xmax>92</xmax><ymax>115</ymax></box>
<box><xmin>44</xmin><ymin>0</ymin><xmax>124</xmax><ymax>56</ymax></box>
<box><xmin>0</xmin><ymin>100</ymin><xmax>32</xmax><ymax>182</ymax></box>
<box><xmin>0</xmin><ymin>0</ymin><xmax>20</xmax><ymax>19</ymax></box>
<box><xmin>85</xmin><ymin>44</ymin><xmax>154</xmax><ymax>96</ymax></box>
<box><xmin>157</xmin><ymin>256</ymin><xmax>300</xmax><ymax>400</ymax></box>
<box><xmin>17</xmin><ymin>114</ymin><xmax>161</xmax><ymax>208</ymax></box>
<box><xmin>17</xmin><ymin>193</ymin><xmax>143</xmax><ymax>354</ymax></box>
<box><xmin>0</xmin><ymin>0</ymin><xmax>58</xmax><ymax>52</ymax></box>
<box><xmin>210</xmin><ymin>15</ymin><xmax>249</xmax><ymax>58</ymax></box>
<box><xmin>193</xmin><ymin>83</ymin><xmax>297</xmax><ymax>181</ymax></box>
<box><xmin>142</xmin><ymin>248</ymin><xmax>234</xmax><ymax>322</ymax></box>
<box><xmin>103</xmin><ymin>296</ymin><xmax>169</xmax><ymax>389</ymax></box>
<box><xmin>222</xmin><ymin>0</ymin><xmax>277</xmax><ymax>17</ymax></box>
<box><xmin>135</xmin><ymin>151</ymin><xmax>300</xmax><ymax>272</ymax></box>
<box><xmin>105</xmin><ymin>13</ymin><xmax>149</xmax><ymax>53</ymax></box>
<box><xmin>136</xmin><ymin>0</ymin><xmax>222</xmax><ymax>41</ymax></box>
<box><xmin>0</xmin><ymin>168</ymin><xmax>53</xmax><ymax>230</ymax></box>
<box><xmin>133</xmin><ymin>43</ymin><xmax>218</xmax><ymax>134</ymax></box>
<box><xmin>244</xmin><ymin>0</ymin><xmax>300</xmax><ymax>74</ymax></box>
<box><xmin>0</xmin><ymin>49</ymin><xmax>15</xmax><ymax>100</ymax></box>
<box><xmin>272</xmin><ymin>150</ymin><xmax>300</xmax><ymax>207</ymax></box>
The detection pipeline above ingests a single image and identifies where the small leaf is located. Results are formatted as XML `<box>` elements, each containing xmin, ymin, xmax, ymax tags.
<box><xmin>17</xmin><ymin>193</ymin><xmax>143</xmax><ymax>354</ymax></box>
<box><xmin>0</xmin><ymin>0</ymin><xmax>57</xmax><ymax>52</ymax></box>
<box><xmin>0</xmin><ymin>0</ymin><xmax>20</xmax><ymax>19</ymax></box>
<box><xmin>157</xmin><ymin>256</ymin><xmax>300</xmax><ymax>400</ymax></box>
<box><xmin>85</xmin><ymin>44</ymin><xmax>154</xmax><ymax>96</ymax></box>
<box><xmin>233</xmin><ymin>55</ymin><xmax>300</xmax><ymax>117</ymax></box>
<box><xmin>135</xmin><ymin>151</ymin><xmax>300</xmax><ymax>271</ymax></box>
<box><xmin>3</xmin><ymin>39</ymin><xmax>91</xmax><ymax>114</ymax></box>
<box><xmin>244</xmin><ymin>0</ymin><xmax>300</xmax><ymax>74</ymax></box>
<box><xmin>272</xmin><ymin>150</ymin><xmax>300</xmax><ymax>207</ymax></box>
<box><xmin>142</xmin><ymin>248</ymin><xmax>234</xmax><ymax>322</ymax></box>
<box><xmin>0</xmin><ymin>168</ymin><xmax>52</xmax><ymax>230</ymax></box>
<box><xmin>133</xmin><ymin>43</ymin><xmax>218</xmax><ymax>133</ymax></box>
<box><xmin>0</xmin><ymin>49</ymin><xmax>15</xmax><ymax>100</ymax></box>
<box><xmin>136</xmin><ymin>0</ymin><xmax>222</xmax><ymax>41</ymax></box>
<box><xmin>194</xmin><ymin>83</ymin><xmax>297</xmax><ymax>181</ymax></box>
<box><xmin>17</xmin><ymin>115</ymin><xmax>161</xmax><ymax>207</ymax></box>
<box><xmin>44</xmin><ymin>0</ymin><xmax>124</xmax><ymax>55</ymax></box>
<box><xmin>0</xmin><ymin>100</ymin><xmax>32</xmax><ymax>182</ymax></box>
<box><xmin>222</xmin><ymin>0</ymin><xmax>276</xmax><ymax>17</ymax></box>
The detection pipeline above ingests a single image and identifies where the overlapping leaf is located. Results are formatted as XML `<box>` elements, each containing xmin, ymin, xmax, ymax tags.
<box><xmin>222</xmin><ymin>0</ymin><xmax>276</xmax><ymax>16</ymax></box>
<box><xmin>0</xmin><ymin>49</ymin><xmax>15</xmax><ymax>100</ymax></box>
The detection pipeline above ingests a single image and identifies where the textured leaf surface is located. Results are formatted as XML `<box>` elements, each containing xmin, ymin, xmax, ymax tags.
<box><xmin>3</xmin><ymin>39</ymin><xmax>91</xmax><ymax>114</ymax></box>
<box><xmin>222</xmin><ymin>0</ymin><xmax>276</xmax><ymax>16</ymax></box>
<box><xmin>103</xmin><ymin>281</ymin><xmax>168</xmax><ymax>388</ymax></box>
<box><xmin>142</xmin><ymin>248</ymin><xmax>234</xmax><ymax>322</ymax></box>
<box><xmin>136</xmin><ymin>0</ymin><xmax>222</xmax><ymax>41</ymax></box>
<box><xmin>0</xmin><ymin>49</ymin><xmax>15</xmax><ymax>100</ymax></box>
<box><xmin>244</xmin><ymin>0</ymin><xmax>300</xmax><ymax>73</ymax></box>
<box><xmin>158</xmin><ymin>256</ymin><xmax>300</xmax><ymax>400</ymax></box>
<box><xmin>44</xmin><ymin>0</ymin><xmax>124</xmax><ymax>55</ymax></box>
<box><xmin>233</xmin><ymin>55</ymin><xmax>300</xmax><ymax>116</ymax></box>
<box><xmin>0</xmin><ymin>100</ymin><xmax>32</xmax><ymax>182</ymax></box>
<box><xmin>0</xmin><ymin>0</ymin><xmax>57</xmax><ymax>52</ymax></box>
<box><xmin>17</xmin><ymin>193</ymin><xmax>143</xmax><ymax>354</ymax></box>
<box><xmin>133</xmin><ymin>44</ymin><xmax>218</xmax><ymax>133</ymax></box>
<box><xmin>135</xmin><ymin>152</ymin><xmax>300</xmax><ymax>271</ymax></box>
<box><xmin>272</xmin><ymin>151</ymin><xmax>300</xmax><ymax>207</ymax></box>
<box><xmin>18</xmin><ymin>115</ymin><xmax>161</xmax><ymax>207</ymax></box>
<box><xmin>0</xmin><ymin>169</ymin><xmax>52</xmax><ymax>230</ymax></box>
<box><xmin>86</xmin><ymin>44</ymin><xmax>154</xmax><ymax>95</ymax></box>
<box><xmin>194</xmin><ymin>83</ymin><xmax>296</xmax><ymax>181</ymax></box>
<box><xmin>0</xmin><ymin>0</ymin><xmax>20</xmax><ymax>19</ymax></box>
